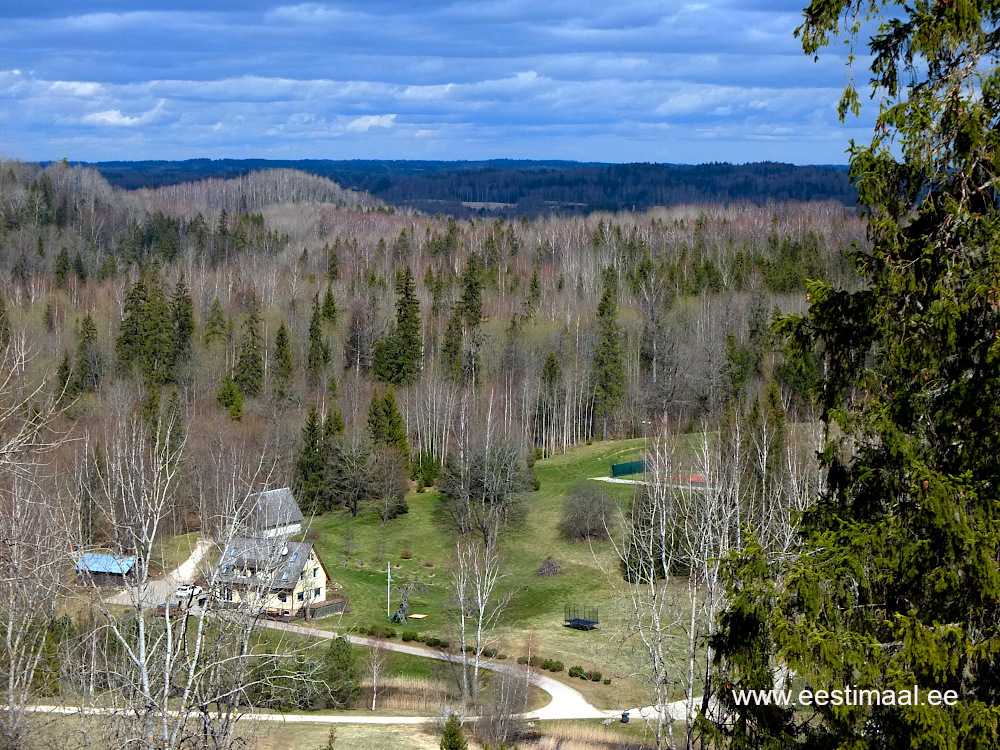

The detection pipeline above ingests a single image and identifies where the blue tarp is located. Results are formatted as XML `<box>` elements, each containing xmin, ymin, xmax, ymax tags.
<box><xmin>74</xmin><ymin>553</ymin><xmax>136</xmax><ymax>576</ymax></box>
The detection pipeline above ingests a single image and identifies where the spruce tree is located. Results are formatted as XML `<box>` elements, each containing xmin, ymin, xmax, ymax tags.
<box><xmin>0</xmin><ymin>290</ymin><xmax>9</xmax><ymax>349</ymax></box>
<box><xmin>203</xmin><ymin>297</ymin><xmax>228</xmax><ymax>345</ymax></box>
<box><xmin>307</xmin><ymin>293</ymin><xmax>330</xmax><ymax>377</ymax></box>
<box><xmin>72</xmin><ymin>251</ymin><xmax>87</xmax><ymax>282</ymax></box>
<box><xmin>440</xmin><ymin>308</ymin><xmax>464</xmax><ymax>383</ymax></box>
<box><xmin>295</xmin><ymin>405</ymin><xmax>326</xmax><ymax>513</ymax></box>
<box><xmin>439</xmin><ymin>714</ymin><xmax>467</xmax><ymax>750</ymax></box>
<box><xmin>143</xmin><ymin>282</ymin><xmax>175</xmax><ymax>384</ymax></box>
<box><xmin>372</xmin><ymin>266</ymin><xmax>422</xmax><ymax>385</ymax></box>
<box><xmin>709</xmin><ymin>3</ymin><xmax>1000</xmax><ymax>748</ymax></box>
<box><xmin>273</xmin><ymin>320</ymin><xmax>294</xmax><ymax>383</ymax></box>
<box><xmin>116</xmin><ymin>280</ymin><xmax>149</xmax><ymax>374</ymax></box>
<box><xmin>53</xmin><ymin>247</ymin><xmax>71</xmax><ymax>288</ymax></box>
<box><xmin>458</xmin><ymin>253</ymin><xmax>484</xmax><ymax>328</ymax></box>
<box><xmin>322</xmin><ymin>283</ymin><xmax>338</xmax><ymax>323</ymax></box>
<box><xmin>72</xmin><ymin>313</ymin><xmax>103</xmax><ymax>392</ymax></box>
<box><xmin>216</xmin><ymin>376</ymin><xmax>242</xmax><ymax>420</ymax></box>
<box><xmin>368</xmin><ymin>388</ymin><xmax>409</xmax><ymax>459</ymax></box>
<box><xmin>589</xmin><ymin>271</ymin><xmax>625</xmax><ymax>440</ymax></box>
<box><xmin>233</xmin><ymin>308</ymin><xmax>264</xmax><ymax>398</ymax></box>
<box><xmin>170</xmin><ymin>274</ymin><xmax>196</xmax><ymax>364</ymax></box>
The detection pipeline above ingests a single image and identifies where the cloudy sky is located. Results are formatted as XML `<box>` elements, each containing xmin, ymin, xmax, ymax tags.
<box><xmin>0</xmin><ymin>1</ymin><xmax>873</xmax><ymax>164</ymax></box>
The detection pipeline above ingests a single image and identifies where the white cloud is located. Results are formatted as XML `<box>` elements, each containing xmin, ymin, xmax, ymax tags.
<box><xmin>344</xmin><ymin>114</ymin><xmax>396</xmax><ymax>132</ymax></box>
<box><xmin>81</xmin><ymin>99</ymin><xmax>165</xmax><ymax>127</ymax></box>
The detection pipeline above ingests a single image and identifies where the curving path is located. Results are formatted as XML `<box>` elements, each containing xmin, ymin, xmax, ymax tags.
<box><xmin>98</xmin><ymin>540</ymin><xmax>693</xmax><ymax>726</ymax></box>
<box><xmin>259</xmin><ymin>619</ymin><xmax>689</xmax><ymax>724</ymax></box>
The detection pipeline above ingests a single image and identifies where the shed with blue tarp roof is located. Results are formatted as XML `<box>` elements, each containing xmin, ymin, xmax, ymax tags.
<box><xmin>74</xmin><ymin>553</ymin><xmax>137</xmax><ymax>586</ymax></box>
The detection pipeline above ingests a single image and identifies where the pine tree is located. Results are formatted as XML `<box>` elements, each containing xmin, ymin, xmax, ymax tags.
<box><xmin>273</xmin><ymin>321</ymin><xmax>294</xmax><ymax>383</ymax></box>
<box><xmin>233</xmin><ymin>308</ymin><xmax>264</xmax><ymax>398</ymax></box>
<box><xmin>589</xmin><ymin>271</ymin><xmax>625</xmax><ymax>440</ymax></box>
<box><xmin>307</xmin><ymin>293</ymin><xmax>330</xmax><ymax>377</ymax></box>
<box><xmin>439</xmin><ymin>714</ymin><xmax>467</xmax><ymax>750</ymax></box>
<box><xmin>170</xmin><ymin>274</ymin><xmax>196</xmax><ymax>364</ymax></box>
<box><xmin>203</xmin><ymin>297</ymin><xmax>228</xmax><ymax>346</ymax></box>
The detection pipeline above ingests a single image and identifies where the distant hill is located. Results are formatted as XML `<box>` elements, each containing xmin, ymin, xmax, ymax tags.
<box><xmin>75</xmin><ymin>158</ymin><xmax>855</xmax><ymax>217</ymax></box>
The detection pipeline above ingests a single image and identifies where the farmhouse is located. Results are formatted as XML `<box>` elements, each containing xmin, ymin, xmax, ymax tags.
<box><xmin>74</xmin><ymin>552</ymin><xmax>137</xmax><ymax>587</ymax></box>
<box><xmin>215</xmin><ymin>537</ymin><xmax>332</xmax><ymax>618</ymax></box>
<box><xmin>236</xmin><ymin>487</ymin><xmax>304</xmax><ymax>538</ymax></box>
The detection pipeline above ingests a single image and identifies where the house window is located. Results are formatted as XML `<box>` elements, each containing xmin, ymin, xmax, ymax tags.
<box><xmin>296</xmin><ymin>592</ymin><xmax>304</xmax><ymax>602</ymax></box>
<box><xmin>222</xmin><ymin>566</ymin><xmax>231</xmax><ymax>574</ymax></box>
<box><xmin>278</xmin><ymin>593</ymin><xmax>287</xmax><ymax>603</ymax></box>
<box><xmin>290</xmin><ymin>553</ymin><xmax>298</xmax><ymax>562</ymax></box>
<box><xmin>314</xmin><ymin>588</ymin><xmax>321</xmax><ymax>598</ymax></box>
<box><xmin>313</xmin><ymin>567</ymin><xmax>319</xmax><ymax>577</ymax></box>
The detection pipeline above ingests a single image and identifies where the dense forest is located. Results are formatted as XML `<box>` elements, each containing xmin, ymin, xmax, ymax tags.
<box><xmin>0</xmin><ymin>158</ymin><xmax>864</xmax><ymax>527</ymax></box>
<box><xmin>75</xmin><ymin>159</ymin><xmax>857</xmax><ymax>218</ymax></box>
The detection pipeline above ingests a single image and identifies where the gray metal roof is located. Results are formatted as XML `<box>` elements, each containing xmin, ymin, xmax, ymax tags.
<box><xmin>215</xmin><ymin>538</ymin><xmax>316</xmax><ymax>592</ymax></box>
<box><xmin>238</xmin><ymin>488</ymin><xmax>304</xmax><ymax>533</ymax></box>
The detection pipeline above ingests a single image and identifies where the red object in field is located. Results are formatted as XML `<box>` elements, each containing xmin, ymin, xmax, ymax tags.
<box><xmin>670</xmin><ymin>473</ymin><xmax>707</xmax><ymax>484</ymax></box>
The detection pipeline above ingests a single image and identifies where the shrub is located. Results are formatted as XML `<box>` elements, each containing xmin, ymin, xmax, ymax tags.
<box><xmin>402</xmin><ymin>631</ymin><xmax>418</xmax><ymax>642</ymax></box>
<box><xmin>568</xmin><ymin>666</ymin><xmax>585</xmax><ymax>678</ymax></box>
<box><xmin>541</xmin><ymin>659</ymin><xmax>564</xmax><ymax>672</ymax></box>
<box><xmin>603</xmin><ymin>678</ymin><xmax>611</xmax><ymax>685</ymax></box>
<box><xmin>590</xmin><ymin>671</ymin><xmax>603</xmax><ymax>682</ymax></box>
<box><xmin>400</xmin><ymin>548</ymin><xmax>412</xmax><ymax>560</ymax></box>
<box><xmin>425</xmin><ymin>636</ymin><xmax>441</xmax><ymax>647</ymax></box>
<box><xmin>517</xmin><ymin>656</ymin><xmax>528</xmax><ymax>665</ymax></box>
<box><xmin>558</xmin><ymin>481</ymin><xmax>617</xmax><ymax>542</ymax></box>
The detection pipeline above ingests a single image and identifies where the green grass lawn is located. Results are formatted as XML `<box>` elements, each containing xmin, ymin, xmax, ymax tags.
<box><xmin>297</xmin><ymin>438</ymin><xmax>706</xmax><ymax>712</ymax></box>
<box><xmin>305</xmin><ymin>439</ymin><xmax>650</xmax><ymax>639</ymax></box>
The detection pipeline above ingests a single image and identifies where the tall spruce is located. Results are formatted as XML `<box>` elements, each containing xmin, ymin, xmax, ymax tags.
<box><xmin>0</xmin><ymin>290</ymin><xmax>9</xmax><ymax>349</ymax></box>
<box><xmin>589</xmin><ymin>270</ymin><xmax>625</xmax><ymax>440</ymax></box>
<box><xmin>72</xmin><ymin>313</ymin><xmax>103</xmax><ymax>392</ymax></box>
<box><xmin>53</xmin><ymin>247</ymin><xmax>71</xmax><ymax>288</ymax></box>
<box><xmin>368</xmin><ymin>388</ymin><xmax>409</xmax><ymax>459</ymax></box>
<box><xmin>295</xmin><ymin>405</ymin><xmax>326</xmax><ymax>514</ymax></box>
<box><xmin>371</xmin><ymin>266</ymin><xmax>422</xmax><ymax>385</ymax></box>
<box><xmin>307</xmin><ymin>293</ymin><xmax>330</xmax><ymax>377</ymax></box>
<box><xmin>203</xmin><ymin>297</ymin><xmax>228</xmax><ymax>346</ymax></box>
<box><xmin>439</xmin><ymin>713</ymin><xmax>468</xmax><ymax>750</ymax></box>
<box><xmin>273</xmin><ymin>320</ymin><xmax>294</xmax><ymax>383</ymax></box>
<box><xmin>116</xmin><ymin>279</ymin><xmax>149</xmax><ymax>374</ymax></box>
<box><xmin>233</xmin><ymin>308</ymin><xmax>264</xmax><ymax>398</ymax></box>
<box><xmin>170</xmin><ymin>274</ymin><xmax>195</xmax><ymax>364</ymax></box>
<box><xmin>708</xmin><ymin>3</ymin><xmax>1000</xmax><ymax>748</ymax></box>
<box><xmin>143</xmin><ymin>282</ymin><xmax>175</xmax><ymax>384</ymax></box>
<box><xmin>322</xmin><ymin>283</ymin><xmax>338</xmax><ymax>324</ymax></box>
